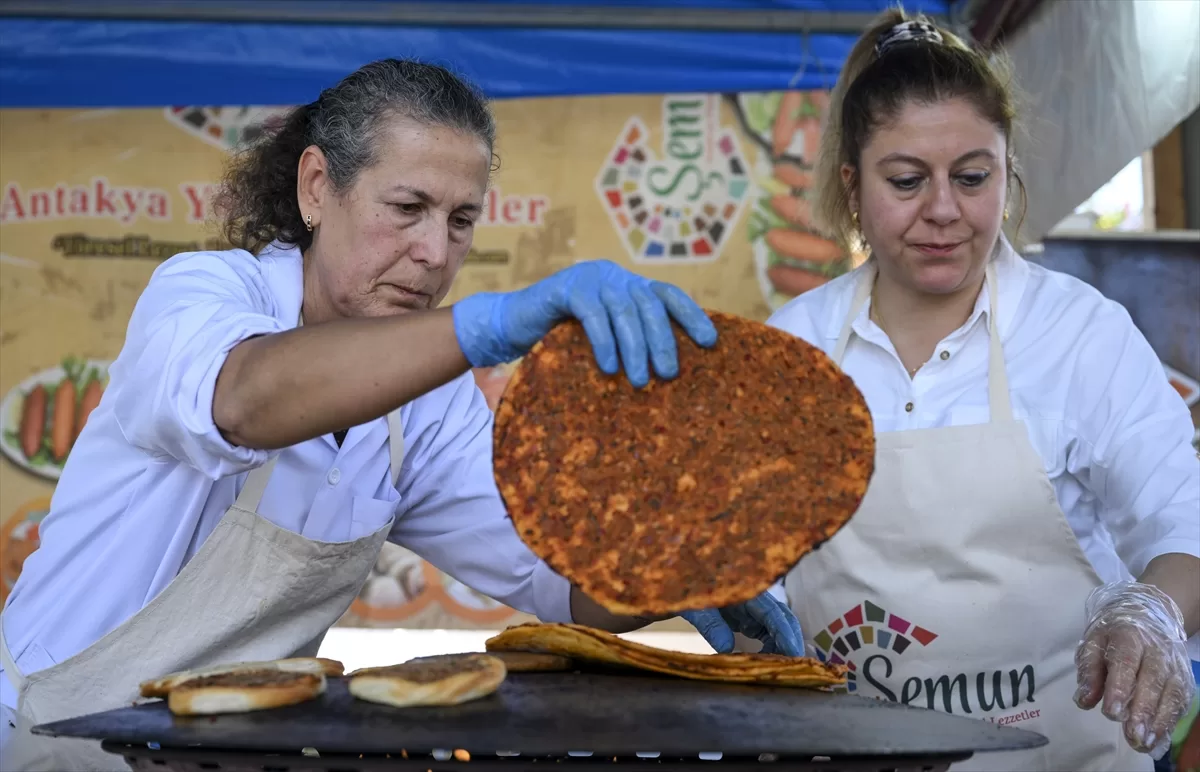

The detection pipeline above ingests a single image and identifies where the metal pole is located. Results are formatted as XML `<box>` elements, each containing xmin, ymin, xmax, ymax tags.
<box><xmin>0</xmin><ymin>0</ymin><xmax>948</xmax><ymax>33</ymax></box>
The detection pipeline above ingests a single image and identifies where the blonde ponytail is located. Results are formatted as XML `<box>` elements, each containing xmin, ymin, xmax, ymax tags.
<box><xmin>813</xmin><ymin>8</ymin><xmax>906</xmax><ymax>255</ymax></box>
<box><xmin>813</xmin><ymin>6</ymin><xmax>1024</xmax><ymax>255</ymax></box>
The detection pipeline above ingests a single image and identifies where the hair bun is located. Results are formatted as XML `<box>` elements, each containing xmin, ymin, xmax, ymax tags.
<box><xmin>875</xmin><ymin>20</ymin><xmax>944</xmax><ymax>57</ymax></box>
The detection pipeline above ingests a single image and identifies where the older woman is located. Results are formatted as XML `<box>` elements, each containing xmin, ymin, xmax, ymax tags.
<box><xmin>764</xmin><ymin>11</ymin><xmax>1199</xmax><ymax>772</ymax></box>
<box><xmin>0</xmin><ymin>60</ymin><xmax>803</xmax><ymax>771</ymax></box>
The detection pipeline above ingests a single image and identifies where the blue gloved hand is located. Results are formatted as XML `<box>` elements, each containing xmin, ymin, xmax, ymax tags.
<box><xmin>451</xmin><ymin>260</ymin><xmax>717</xmax><ymax>387</ymax></box>
<box><xmin>681</xmin><ymin>592</ymin><xmax>806</xmax><ymax>657</ymax></box>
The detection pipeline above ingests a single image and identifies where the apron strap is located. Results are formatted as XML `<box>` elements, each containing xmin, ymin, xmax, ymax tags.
<box><xmin>983</xmin><ymin>262</ymin><xmax>1012</xmax><ymax>422</ymax></box>
<box><xmin>234</xmin><ymin>456</ymin><xmax>278</xmax><ymax>512</ymax></box>
<box><xmin>386</xmin><ymin>410</ymin><xmax>406</xmax><ymax>487</ymax></box>
<box><xmin>0</xmin><ymin>621</ymin><xmax>25</xmax><ymax>691</ymax></box>
<box><xmin>831</xmin><ymin>260</ymin><xmax>1013</xmax><ymax>423</ymax></box>
<box><xmin>234</xmin><ymin>312</ymin><xmax>409</xmax><ymax>513</ymax></box>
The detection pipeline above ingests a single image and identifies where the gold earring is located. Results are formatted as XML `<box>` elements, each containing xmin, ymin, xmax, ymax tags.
<box><xmin>1003</xmin><ymin>207</ymin><xmax>1010</xmax><ymax>222</ymax></box>
<box><xmin>305</xmin><ymin>213</ymin><xmax>313</xmax><ymax>232</ymax></box>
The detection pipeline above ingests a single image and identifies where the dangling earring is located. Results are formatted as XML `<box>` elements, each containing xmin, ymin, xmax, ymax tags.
<box><xmin>851</xmin><ymin>210</ymin><xmax>866</xmax><ymax>252</ymax></box>
<box><xmin>305</xmin><ymin>213</ymin><xmax>314</xmax><ymax>232</ymax></box>
<box><xmin>1003</xmin><ymin>207</ymin><xmax>1010</xmax><ymax>222</ymax></box>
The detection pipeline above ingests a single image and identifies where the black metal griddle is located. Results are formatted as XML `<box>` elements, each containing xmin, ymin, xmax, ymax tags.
<box><xmin>34</xmin><ymin>672</ymin><xmax>1046</xmax><ymax>772</ymax></box>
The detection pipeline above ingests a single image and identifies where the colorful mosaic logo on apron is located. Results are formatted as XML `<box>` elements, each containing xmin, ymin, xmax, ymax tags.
<box><xmin>594</xmin><ymin>95</ymin><xmax>751</xmax><ymax>264</ymax></box>
<box><xmin>814</xmin><ymin>600</ymin><xmax>1038</xmax><ymax>722</ymax></box>
<box><xmin>813</xmin><ymin>600</ymin><xmax>938</xmax><ymax>694</ymax></box>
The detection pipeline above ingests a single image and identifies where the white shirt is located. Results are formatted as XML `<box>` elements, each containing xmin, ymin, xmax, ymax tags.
<box><xmin>0</xmin><ymin>244</ymin><xmax>573</xmax><ymax>710</ymax></box>
<box><xmin>767</xmin><ymin>241</ymin><xmax>1200</xmax><ymax>656</ymax></box>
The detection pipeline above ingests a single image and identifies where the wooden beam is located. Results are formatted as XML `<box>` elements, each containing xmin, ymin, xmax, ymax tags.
<box><xmin>970</xmin><ymin>0</ymin><xmax>1046</xmax><ymax>48</ymax></box>
<box><xmin>1183</xmin><ymin>108</ymin><xmax>1200</xmax><ymax>230</ymax></box>
<box><xmin>1153</xmin><ymin>124</ymin><xmax>1187</xmax><ymax>230</ymax></box>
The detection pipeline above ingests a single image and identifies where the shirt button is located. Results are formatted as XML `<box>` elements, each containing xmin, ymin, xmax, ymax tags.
<box><xmin>327</xmin><ymin>468</ymin><xmax>342</xmax><ymax>485</ymax></box>
<box><xmin>905</xmin><ymin>402</ymin><xmax>914</xmax><ymax>413</ymax></box>
<box><xmin>940</xmin><ymin>350</ymin><xmax>950</xmax><ymax>360</ymax></box>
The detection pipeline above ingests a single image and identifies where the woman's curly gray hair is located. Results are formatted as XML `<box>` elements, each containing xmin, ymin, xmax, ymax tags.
<box><xmin>214</xmin><ymin>59</ymin><xmax>496</xmax><ymax>253</ymax></box>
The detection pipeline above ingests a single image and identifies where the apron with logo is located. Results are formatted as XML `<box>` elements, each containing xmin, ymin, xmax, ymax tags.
<box><xmin>0</xmin><ymin>411</ymin><xmax>404</xmax><ymax>772</ymax></box>
<box><xmin>784</xmin><ymin>262</ymin><xmax>1150</xmax><ymax>772</ymax></box>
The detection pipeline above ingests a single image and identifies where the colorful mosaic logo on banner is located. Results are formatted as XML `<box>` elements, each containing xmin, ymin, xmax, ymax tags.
<box><xmin>595</xmin><ymin>95</ymin><xmax>750</xmax><ymax>264</ymax></box>
<box><xmin>813</xmin><ymin>600</ymin><xmax>939</xmax><ymax>694</ymax></box>
<box><xmin>164</xmin><ymin>106</ymin><xmax>292</xmax><ymax>152</ymax></box>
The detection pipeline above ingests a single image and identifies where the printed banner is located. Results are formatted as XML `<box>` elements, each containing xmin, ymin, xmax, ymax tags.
<box><xmin>0</xmin><ymin>91</ymin><xmax>846</xmax><ymax>628</ymax></box>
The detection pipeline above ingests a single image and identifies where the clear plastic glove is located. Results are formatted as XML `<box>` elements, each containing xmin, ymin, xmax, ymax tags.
<box><xmin>1074</xmin><ymin>581</ymin><xmax>1195</xmax><ymax>756</ymax></box>
<box><xmin>452</xmin><ymin>260</ymin><xmax>717</xmax><ymax>388</ymax></box>
<box><xmin>681</xmin><ymin>593</ymin><xmax>806</xmax><ymax>657</ymax></box>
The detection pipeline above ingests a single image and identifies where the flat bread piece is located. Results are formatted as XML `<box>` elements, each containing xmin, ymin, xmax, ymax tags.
<box><xmin>493</xmin><ymin>312</ymin><xmax>875</xmax><ymax>616</ymax></box>
<box><xmin>410</xmin><ymin>651</ymin><xmax>573</xmax><ymax>673</ymax></box>
<box><xmin>140</xmin><ymin>657</ymin><xmax>343</xmax><ymax>698</ymax></box>
<box><xmin>279</xmin><ymin>657</ymin><xmax>344</xmax><ymax>676</ymax></box>
<box><xmin>167</xmin><ymin>670</ymin><xmax>325</xmax><ymax>716</ymax></box>
<box><xmin>348</xmin><ymin>653</ymin><xmax>507</xmax><ymax>708</ymax></box>
<box><xmin>486</xmin><ymin>623</ymin><xmax>845</xmax><ymax>689</ymax></box>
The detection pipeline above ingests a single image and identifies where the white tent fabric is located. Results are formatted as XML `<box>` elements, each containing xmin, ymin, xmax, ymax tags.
<box><xmin>1006</xmin><ymin>0</ymin><xmax>1200</xmax><ymax>242</ymax></box>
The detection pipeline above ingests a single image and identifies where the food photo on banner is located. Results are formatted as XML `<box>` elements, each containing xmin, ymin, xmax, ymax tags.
<box><xmin>0</xmin><ymin>88</ymin><xmax>840</xmax><ymax>624</ymax></box>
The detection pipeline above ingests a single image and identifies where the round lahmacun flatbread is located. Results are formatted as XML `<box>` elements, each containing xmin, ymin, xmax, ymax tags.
<box><xmin>139</xmin><ymin>657</ymin><xmax>343</xmax><ymax>698</ymax></box>
<box><xmin>166</xmin><ymin>670</ymin><xmax>326</xmax><ymax>716</ymax></box>
<box><xmin>411</xmin><ymin>651</ymin><xmax>573</xmax><ymax>673</ymax></box>
<box><xmin>492</xmin><ymin>311</ymin><xmax>875</xmax><ymax>616</ymax></box>
<box><xmin>348</xmin><ymin>653</ymin><xmax>507</xmax><ymax>708</ymax></box>
<box><xmin>486</xmin><ymin>623</ymin><xmax>846</xmax><ymax>688</ymax></box>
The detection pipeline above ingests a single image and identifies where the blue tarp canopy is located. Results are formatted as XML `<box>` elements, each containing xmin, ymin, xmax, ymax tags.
<box><xmin>0</xmin><ymin>0</ymin><xmax>954</xmax><ymax>107</ymax></box>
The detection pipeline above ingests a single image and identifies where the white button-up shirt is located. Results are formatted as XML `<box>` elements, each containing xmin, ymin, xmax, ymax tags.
<box><xmin>767</xmin><ymin>243</ymin><xmax>1200</xmax><ymax>656</ymax></box>
<box><xmin>0</xmin><ymin>244</ymin><xmax>573</xmax><ymax>710</ymax></box>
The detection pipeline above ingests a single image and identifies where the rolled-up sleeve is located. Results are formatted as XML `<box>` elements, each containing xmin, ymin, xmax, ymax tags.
<box><xmin>1065</xmin><ymin>302</ymin><xmax>1200</xmax><ymax>578</ymax></box>
<box><xmin>389</xmin><ymin>374</ymin><xmax>574</xmax><ymax>623</ymax></box>
<box><xmin>110</xmin><ymin>250</ymin><xmax>288</xmax><ymax>480</ymax></box>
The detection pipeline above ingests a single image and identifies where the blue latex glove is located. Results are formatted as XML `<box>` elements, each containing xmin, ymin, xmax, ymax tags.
<box><xmin>452</xmin><ymin>260</ymin><xmax>717</xmax><ymax>387</ymax></box>
<box><xmin>681</xmin><ymin>593</ymin><xmax>807</xmax><ymax>657</ymax></box>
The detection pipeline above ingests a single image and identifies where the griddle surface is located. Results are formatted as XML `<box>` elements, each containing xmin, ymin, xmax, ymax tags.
<box><xmin>35</xmin><ymin>672</ymin><xmax>1046</xmax><ymax>758</ymax></box>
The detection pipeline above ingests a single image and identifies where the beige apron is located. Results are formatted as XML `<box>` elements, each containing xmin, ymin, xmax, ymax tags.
<box><xmin>0</xmin><ymin>411</ymin><xmax>404</xmax><ymax>772</ymax></box>
<box><xmin>784</xmin><ymin>262</ymin><xmax>1150</xmax><ymax>772</ymax></box>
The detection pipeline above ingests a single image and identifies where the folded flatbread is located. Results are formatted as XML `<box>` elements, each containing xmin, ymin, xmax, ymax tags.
<box><xmin>167</xmin><ymin>670</ymin><xmax>326</xmax><ymax>716</ymax></box>
<box><xmin>348</xmin><ymin>653</ymin><xmax>507</xmax><ymax>708</ymax></box>
<box><xmin>411</xmin><ymin>650</ymin><xmax>573</xmax><ymax>673</ymax></box>
<box><xmin>492</xmin><ymin>312</ymin><xmax>875</xmax><ymax>616</ymax></box>
<box><xmin>486</xmin><ymin>623</ymin><xmax>845</xmax><ymax>688</ymax></box>
<box><xmin>140</xmin><ymin>657</ymin><xmax>343</xmax><ymax>698</ymax></box>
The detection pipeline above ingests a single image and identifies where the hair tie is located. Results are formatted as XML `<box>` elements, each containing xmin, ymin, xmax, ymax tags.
<box><xmin>875</xmin><ymin>20</ymin><xmax>944</xmax><ymax>57</ymax></box>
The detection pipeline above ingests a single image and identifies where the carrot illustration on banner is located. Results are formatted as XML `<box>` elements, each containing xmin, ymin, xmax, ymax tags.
<box><xmin>730</xmin><ymin>90</ymin><xmax>853</xmax><ymax>311</ymax></box>
<box><xmin>18</xmin><ymin>384</ymin><xmax>45</xmax><ymax>461</ymax></box>
<box><xmin>1</xmin><ymin>356</ymin><xmax>111</xmax><ymax>480</ymax></box>
<box><xmin>765</xmin><ymin>228</ymin><xmax>845</xmax><ymax>264</ymax></box>
<box><xmin>772</xmin><ymin>92</ymin><xmax>807</xmax><ymax>157</ymax></box>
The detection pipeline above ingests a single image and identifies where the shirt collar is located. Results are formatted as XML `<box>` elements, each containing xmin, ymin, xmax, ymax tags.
<box><xmin>256</xmin><ymin>240</ymin><xmax>305</xmax><ymax>328</ymax></box>
<box><xmin>824</xmin><ymin>234</ymin><xmax>1029</xmax><ymax>343</ymax></box>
